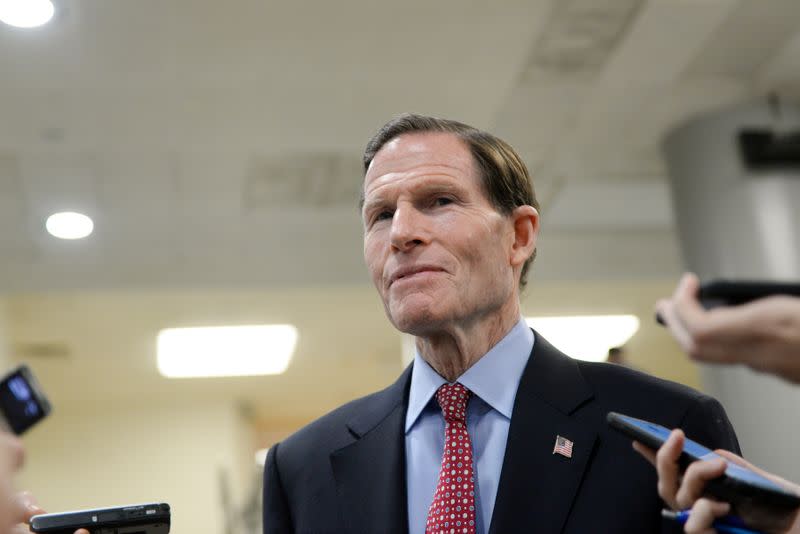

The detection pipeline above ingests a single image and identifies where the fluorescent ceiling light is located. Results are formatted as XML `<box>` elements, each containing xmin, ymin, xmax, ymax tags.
<box><xmin>45</xmin><ymin>211</ymin><xmax>94</xmax><ymax>240</ymax></box>
<box><xmin>157</xmin><ymin>325</ymin><xmax>297</xmax><ymax>378</ymax></box>
<box><xmin>0</xmin><ymin>0</ymin><xmax>54</xmax><ymax>28</ymax></box>
<box><xmin>255</xmin><ymin>447</ymin><xmax>269</xmax><ymax>466</ymax></box>
<box><xmin>525</xmin><ymin>315</ymin><xmax>640</xmax><ymax>362</ymax></box>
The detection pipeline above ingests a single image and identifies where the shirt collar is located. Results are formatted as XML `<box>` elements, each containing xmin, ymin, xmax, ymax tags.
<box><xmin>405</xmin><ymin>318</ymin><xmax>534</xmax><ymax>433</ymax></box>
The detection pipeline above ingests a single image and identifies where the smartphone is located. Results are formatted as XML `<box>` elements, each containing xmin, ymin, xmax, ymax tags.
<box><xmin>698</xmin><ymin>279</ymin><xmax>800</xmax><ymax>309</ymax></box>
<box><xmin>607</xmin><ymin>412</ymin><xmax>800</xmax><ymax>513</ymax></box>
<box><xmin>0</xmin><ymin>364</ymin><xmax>51</xmax><ymax>435</ymax></box>
<box><xmin>30</xmin><ymin>502</ymin><xmax>171</xmax><ymax>534</ymax></box>
<box><xmin>656</xmin><ymin>279</ymin><xmax>800</xmax><ymax>325</ymax></box>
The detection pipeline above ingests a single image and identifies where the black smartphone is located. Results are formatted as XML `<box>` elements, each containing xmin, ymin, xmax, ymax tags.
<box><xmin>698</xmin><ymin>279</ymin><xmax>800</xmax><ymax>308</ymax></box>
<box><xmin>30</xmin><ymin>502</ymin><xmax>171</xmax><ymax>534</ymax></box>
<box><xmin>0</xmin><ymin>364</ymin><xmax>51</xmax><ymax>435</ymax></box>
<box><xmin>656</xmin><ymin>279</ymin><xmax>800</xmax><ymax>325</ymax></box>
<box><xmin>607</xmin><ymin>412</ymin><xmax>800</xmax><ymax>513</ymax></box>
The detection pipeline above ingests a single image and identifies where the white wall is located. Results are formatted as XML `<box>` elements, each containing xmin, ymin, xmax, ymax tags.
<box><xmin>17</xmin><ymin>399</ymin><xmax>256</xmax><ymax>534</ymax></box>
<box><xmin>0</xmin><ymin>299</ymin><xmax>10</xmax><ymax>370</ymax></box>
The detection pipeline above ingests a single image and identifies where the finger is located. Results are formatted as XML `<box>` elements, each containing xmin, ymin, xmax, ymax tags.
<box><xmin>657</xmin><ymin>299</ymin><xmax>696</xmax><ymax>354</ymax></box>
<box><xmin>0</xmin><ymin>433</ymin><xmax>24</xmax><ymax>471</ymax></box>
<box><xmin>13</xmin><ymin>490</ymin><xmax>45</xmax><ymax>523</ymax></box>
<box><xmin>665</xmin><ymin>275</ymin><xmax>707</xmax><ymax>353</ymax></box>
<box><xmin>714</xmin><ymin>449</ymin><xmax>750</xmax><ymax>467</ymax></box>
<box><xmin>671</xmin><ymin>273</ymin><xmax>702</xmax><ymax>316</ymax></box>
<box><xmin>655</xmin><ymin>429</ymin><xmax>685</xmax><ymax>508</ymax></box>
<box><xmin>675</xmin><ymin>457</ymin><xmax>727</xmax><ymax>509</ymax></box>
<box><xmin>632</xmin><ymin>441</ymin><xmax>656</xmax><ymax>466</ymax></box>
<box><xmin>684</xmin><ymin>498</ymin><xmax>729</xmax><ymax>534</ymax></box>
<box><xmin>715</xmin><ymin>450</ymin><xmax>800</xmax><ymax>492</ymax></box>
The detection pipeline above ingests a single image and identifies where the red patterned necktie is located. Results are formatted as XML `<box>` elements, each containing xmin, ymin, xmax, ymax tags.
<box><xmin>425</xmin><ymin>382</ymin><xmax>476</xmax><ymax>534</ymax></box>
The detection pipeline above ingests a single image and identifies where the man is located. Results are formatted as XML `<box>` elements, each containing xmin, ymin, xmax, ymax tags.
<box><xmin>263</xmin><ymin>114</ymin><xmax>740</xmax><ymax>533</ymax></box>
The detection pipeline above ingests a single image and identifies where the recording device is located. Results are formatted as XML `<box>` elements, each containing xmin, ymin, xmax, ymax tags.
<box><xmin>30</xmin><ymin>502</ymin><xmax>171</xmax><ymax>534</ymax></box>
<box><xmin>0</xmin><ymin>364</ymin><xmax>51</xmax><ymax>435</ymax></box>
<box><xmin>607</xmin><ymin>412</ymin><xmax>800</xmax><ymax>514</ymax></box>
<box><xmin>697</xmin><ymin>279</ymin><xmax>800</xmax><ymax>309</ymax></box>
<box><xmin>656</xmin><ymin>279</ymin><xmax>800</xmax><ymax>325</ymax></box>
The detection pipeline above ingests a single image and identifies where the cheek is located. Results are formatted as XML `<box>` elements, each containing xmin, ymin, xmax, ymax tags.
<box><xmin>464</xmin><ymin>234</ymin><xmax>512</xmax><ymax>279</ymax></box>
<box><xmin>363</xmin><ymin>239</ymin><xmax>385</xmax><ymax>283</ymax></box>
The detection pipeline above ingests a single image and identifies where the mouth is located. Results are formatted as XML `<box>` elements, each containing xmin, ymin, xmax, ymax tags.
<box><xmin>389</xmin><ymin>265</ymin><xmax>446</xmax><ymax>287</ymax></box>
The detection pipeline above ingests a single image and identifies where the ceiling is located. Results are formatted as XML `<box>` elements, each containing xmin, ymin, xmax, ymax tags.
<box><xmin>1</xmin><ymin>0</ymin><xmax>799</xmax><ymax>422</ymax></box>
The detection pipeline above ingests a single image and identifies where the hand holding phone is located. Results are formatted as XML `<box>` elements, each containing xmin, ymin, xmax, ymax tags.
<box><xmin>656</xmin><ymin>278</ymin><xmax>800</xmax><ymax>325</ymax></box>
<box><xmin>654</xmin><ymin>274</ymin><xmax>800</xmax><ymax>384</ymax></box>
<box><xmin>609</xmin><ymin>412</ymin><xmax>800</xmax><ymax>532</ymax></box>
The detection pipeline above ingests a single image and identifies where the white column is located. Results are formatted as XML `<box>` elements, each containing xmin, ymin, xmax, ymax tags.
<box><xmin>663</xmin><ymin>101</ymin><xmax>800</xmax><ymax>482</ymax></box>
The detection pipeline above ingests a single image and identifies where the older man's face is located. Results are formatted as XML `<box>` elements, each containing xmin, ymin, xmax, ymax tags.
<box><xmin>362</xmin><ymin>132</ymin><xmax>519</xmax><ymax>335</ymax></box>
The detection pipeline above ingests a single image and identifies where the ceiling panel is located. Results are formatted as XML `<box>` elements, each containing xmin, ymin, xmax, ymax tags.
<box><xmin>0</xmin><ymin>0</ymin><xmax>798</xmax><ymax>294</ymax></box>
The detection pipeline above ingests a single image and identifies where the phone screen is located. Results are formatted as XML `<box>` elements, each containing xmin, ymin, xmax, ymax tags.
<box><xmin>610</xmin><ymin>413</ymin><xmax>792</xmax><ymax>495</ymax></box>
<box><xmin>0</xmin><ymin>366</ymin><xmax>51</xmax><ymax>434</ymax></box>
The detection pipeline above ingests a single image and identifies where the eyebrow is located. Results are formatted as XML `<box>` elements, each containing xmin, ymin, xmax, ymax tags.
<box><xmin>361</xmin><ymin>172</ymin><xmax>471</xmax><ymax>218</ymax></box>
<box><xmin>361</xmin><ymin>196</ymin><xmax>388</xmax><ymax>216</ymax></box>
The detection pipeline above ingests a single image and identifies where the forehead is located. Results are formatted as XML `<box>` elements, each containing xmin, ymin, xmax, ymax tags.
<box><xmin>363</xmin><ymin>132</ymin><xmax>476</xmax><ymax>195</ymax></box>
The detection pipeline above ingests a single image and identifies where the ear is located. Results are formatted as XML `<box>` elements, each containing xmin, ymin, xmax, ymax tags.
<box><xmin>508</xmin><ymin>205</ymin><xmax>539</xmax><ymax>268</ymax></box>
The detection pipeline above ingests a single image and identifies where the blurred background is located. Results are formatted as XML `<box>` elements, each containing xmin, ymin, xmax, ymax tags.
<box><xmin>1</xmin><ymin>0</ymin><xmax>799</xmax><ymax>532</ymax></box>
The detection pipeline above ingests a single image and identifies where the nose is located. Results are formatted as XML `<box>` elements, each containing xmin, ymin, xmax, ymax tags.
<box><xmin>390</xmin><ymin>204</ymin><xmax>427</xmax><ymax>252</ymax></box>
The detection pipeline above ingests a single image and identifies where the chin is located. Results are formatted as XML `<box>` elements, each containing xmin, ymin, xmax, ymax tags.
<box><xmin>388</xmin><ymin>302</ymin><xmax>444</xmax><ymax>336</ymax></box>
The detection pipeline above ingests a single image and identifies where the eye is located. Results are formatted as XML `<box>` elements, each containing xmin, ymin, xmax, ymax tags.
<box><xmin>375</xmin><ymin>210</ymin><xmax>393</xmax><ymax>221</ymax></box>
<box><xmin>434</xmin><ymin>196</ymin><xmax>453</xmax><ymax>207</ymax></box>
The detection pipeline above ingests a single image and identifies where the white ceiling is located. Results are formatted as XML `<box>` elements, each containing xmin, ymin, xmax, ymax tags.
<box><xmin>1</xmin><ymin>0</ymin><xmax>799</xmax><ymax>420</ymax></box>
<box><xmin>0</xmin><ymin>0</ymin><xmax>797</xmax><ymax>291</ymax></box>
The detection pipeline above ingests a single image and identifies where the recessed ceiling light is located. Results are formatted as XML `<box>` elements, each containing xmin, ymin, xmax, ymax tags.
<box><xmin>157</xmin><ymin>325</ymin><xmax>298</xmax><ymax>378</ymax></box>
<box><xmin>45</xmin><ymin>211</ymin><xmax>94</xmax><ymax>240</ymax></box>
<box><xmin>0</xmin><ymin>0</ymin><xmax>54</xmax><ymax>28</ymax></box>
<box><xmin>525</xmin><ymin>315</ymin><xmax>640</xmax><ymax>362</ymax></box>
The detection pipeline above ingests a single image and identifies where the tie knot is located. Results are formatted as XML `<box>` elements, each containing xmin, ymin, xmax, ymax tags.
<box><xmin>435</xmin><ymin>382</ymin><xmax>471</xmax><ymax>422</ymax></box>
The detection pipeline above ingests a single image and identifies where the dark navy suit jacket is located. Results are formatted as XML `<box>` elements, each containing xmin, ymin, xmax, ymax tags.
<box><xmin>263</xmin><ymin>332</ymin><xmax>740</xmax><ymax>533</ymax></box>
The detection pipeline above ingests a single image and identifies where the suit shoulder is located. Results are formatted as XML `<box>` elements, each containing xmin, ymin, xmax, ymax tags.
<box><xmin>576</xmin><ymin>361</ymin><xmax>716</xmax><ymax>420</ymax></box>
<box><xmin>579</xmin><ymin>361</ymin><xmax>704</xmax><ymax>400</ymax></box>
<box><xmin>576</xmin><ymin>360</ymin><xmax>740</xmax><ymax>452</ymax></box>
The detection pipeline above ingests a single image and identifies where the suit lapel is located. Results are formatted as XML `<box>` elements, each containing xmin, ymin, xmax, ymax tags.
<box><xmin>330</xmin><ymin>366</ymin><xmax>411</xmax><ymax>533</ymax></box>
<box><xmin>489</xmin><ymin>333</ymin><xmax>599</xmax><ymax>534</ymax></box>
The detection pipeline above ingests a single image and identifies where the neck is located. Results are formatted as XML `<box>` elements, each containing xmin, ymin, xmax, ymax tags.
<box><xmin>416</xmin><ymin>300</ymin><xmax>521</xmax><ymax>382</ymax></box>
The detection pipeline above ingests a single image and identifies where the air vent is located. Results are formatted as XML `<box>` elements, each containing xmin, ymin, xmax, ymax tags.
<box><xmin>521</xmin><ymin>0</ymin><xmax>643</xmax><ymax>80</ymax></box>
<box><xmin>13</xmin><ymin>342</ymin><xmax>71</xmax><ymax>359</ymax></box>
<box><xmin>244</xmin><ymin>152</ymin><xmax>362</xmax><ymax>210</ymax></box>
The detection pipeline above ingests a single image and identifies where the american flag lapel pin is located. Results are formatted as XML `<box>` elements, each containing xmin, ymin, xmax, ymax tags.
<box><xmin>553</xmin><ymin>435</ymin><xmax>574</xmax><ymax>458</ymax></box>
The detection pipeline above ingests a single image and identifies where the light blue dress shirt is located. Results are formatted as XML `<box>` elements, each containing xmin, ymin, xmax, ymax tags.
<box><xmin>405</xmin><ymin>318</ymin><xmax>534</xmax><ymax>534</ymax></box>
